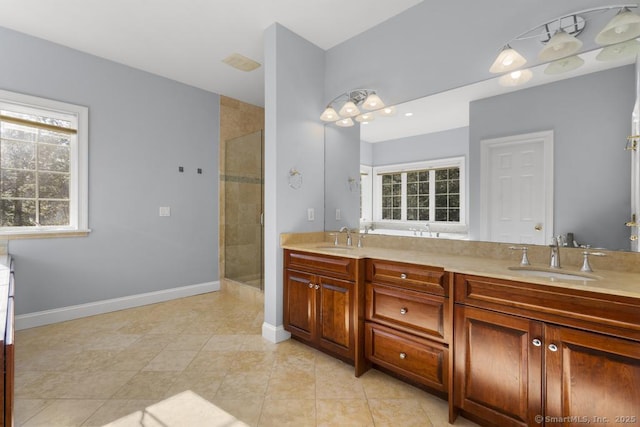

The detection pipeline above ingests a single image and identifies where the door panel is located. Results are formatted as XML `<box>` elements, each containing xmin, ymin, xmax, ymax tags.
<box><xmin>545</xmin><ymin>325</ymin><xmax>640</xmax><ymax>426</ymax></box>
<box><xmin>284</xmin><ymin>270</ymin><xmax>315</xmax><ymax>341</ymax></box>
<box><xmin>454</xmin><ymin>305</ymin><xmax>543</xmax><ymax>427</ymax></box>
<box><xmin>318</xmin><ymin>276</ymin><xmax>354</xmax><ymax>359</ymax></box>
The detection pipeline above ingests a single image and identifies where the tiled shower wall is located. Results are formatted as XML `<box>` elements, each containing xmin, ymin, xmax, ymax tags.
<box><xmin>219</xmin><ymin>96</ymin><xmax>264</xmax><ymax>288</ymax></box>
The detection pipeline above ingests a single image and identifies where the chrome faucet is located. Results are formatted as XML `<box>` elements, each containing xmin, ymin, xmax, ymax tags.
<box><xmin>423</xmin><ymin>224</ymin><xmax>432</xmax><ymax>237</ymax></box>
<box><xmin>549</xmin><ymin>236</ymin><xmax>561</xmax><ymax>269</ymax></box>
<box><xmin>339</xmin><ymin>226</ymin><xmax>352</xmax><ymax>246</ymax></box>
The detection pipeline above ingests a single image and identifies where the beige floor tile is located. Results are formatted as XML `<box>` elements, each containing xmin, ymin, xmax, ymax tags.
<box><xmin>360</xmin><ymin>368</ymin><xmax>427</xmax><ymax>399</ymax></box>
<box><xmin>165</xmin><ymin>368</ymin><xmax>225</xmax><ymax>401</ymax></box>
<box><xmin>82</xmin><ymin>332</ymin><xmax>142</xmax><ymax>350</ymax></box>
<box><xmin>106</xmin><ymin>347</ymin><xmax>164</xmax><ymax>371</ymax></box>
<box><xmin>202</xmin><ymin>334</ymin><xmax>248</xmax><ymax>351</ymax></box>
<box><xmin>211</xmin><ymin>398</ymin><xmax>264</xmax><ymax>427</ymax></box>
<box><xmin>185</xmin><ymin>350</ymin><xmax>236</xmax><ymax>373</ymax></box>
<box><xmin>216</xmin><ymin>371</ymin><xmax>271</xmax><ymax>400</ymax></box>
<box><xmin>164</xmin><ymin>333</ymin><xmax>212</xmax><ymax>350</ymax></box>
<box><xmin>368</xmin><ymin>398</ymin><xmax>434</xmax><ymax>427</ymax></box>
<box><xmin>141</xmin><ymin>349</ymin><xmax>198</xmax><ymax>372</ymax></box>
<box><xmin>227</xmin><ymin>350</ymin><xmax>276</xmax><ymax>373</ymax></box>
<box><xmin>13</xmin><ymin>399</ymin><xmax>51</xmax><ymax>426</ymax></box>
<box><xmin>80</xmin><ymin>399</ymin><xmax>156</xmax><ymax>426</ymax></box>
<box><xmin>258</xmin><ymin>399</ymin><xmax>316</xmax><ymax>427</ymax></box>
<box><xmin>17</xmin><ymin>348</ymin><xmax>82</xmax><ymax>371</ymax></box>
<box><xmin>316</xmin><ymin>399</ymin><xmax>375</xmax><ymax>427</ymax></box>
<box><xmin>112</xmin><ymin>371</ymin><xmax>180</xmax><ymax>399</ymax></box>
<box><xmin>68</xmin><ymin>349</ymin><xmax>121</xmax><ymax>371</ymax></box>
<box><xmin>18</xmin><ymin>370</ymin><xmax>137</xmax><ymax>399</ymax></box>
<box><xmin>21</xmin><ymin>399</ymin><xmax>105</xmax><ymax>427</ymax></box>
<box><xmin>265</xmin><ymin>367</ymin><xmax>315</xmax><ymax>400</ymax></box>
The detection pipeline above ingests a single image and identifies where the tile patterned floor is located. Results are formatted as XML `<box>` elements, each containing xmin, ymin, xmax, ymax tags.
<box><xmin>14</xmin><ymin>283</ymin><xmax>480</xmax><ymax>426</ymax></box>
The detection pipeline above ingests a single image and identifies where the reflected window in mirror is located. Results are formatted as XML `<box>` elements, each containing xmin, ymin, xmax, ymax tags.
<box><xmin>369</xmin><ymin>157</ymin><xmax>466</xmax><ymax>227</ymax></box>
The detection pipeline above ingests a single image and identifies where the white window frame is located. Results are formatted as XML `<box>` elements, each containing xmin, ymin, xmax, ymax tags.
<box><xmin>0</xmin><ymin>89</ymin><xmax>89</xmax><ymax>237</ymax></box>
<box><xmin>360</xmin><ymin>165</ymin><xmax>373</xmax><ymax>222</ymax></box>
<box><xmin>372</xmin><ymin>157</ymin><xmax>466</xmax><ymax>226</ymax></box>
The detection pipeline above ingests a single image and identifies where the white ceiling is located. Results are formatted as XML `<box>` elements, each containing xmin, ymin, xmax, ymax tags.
<box><xmin>0</xmin><ymin>0</ymin><xmax>423</xmax><ymax>107</ymax></box>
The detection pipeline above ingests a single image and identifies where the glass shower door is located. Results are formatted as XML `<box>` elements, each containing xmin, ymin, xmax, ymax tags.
<box><xmin>224</xmin><ymin>130</ymin><xmax>264</xmax><ymax>289</ymax></box>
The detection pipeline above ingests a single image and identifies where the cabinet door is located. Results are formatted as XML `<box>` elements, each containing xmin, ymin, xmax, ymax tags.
<box><xmin>284</xmin><ymin>269</ymin><xmax>316</xmax><ymax>342</ymax></box>
<box><xmin>545</xmin><ymin>325</ymin><xmax>640</xmax><ymax>426</ymax></box>
<box><xmin>454</xmin><ymin>305</ymin><xmax>543</xmax><ymax>427</ymax></box>
<box><xmin>317</xmin><ymin>275</ymin><xmax>354</xmax><ymax>360</ymax></box>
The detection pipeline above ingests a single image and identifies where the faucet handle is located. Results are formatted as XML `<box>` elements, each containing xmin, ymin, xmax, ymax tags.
<box><xmin>329</xmin><ymin>233</ymin><xmax>339</xmax><ymax>246</ymax></box>
<box><xmin>509</xmin><ymin>246</ymin><xmax>530</xmax><ymax>266</ymax></box>
<box><xmin>580</xmin><ymin>251</ymin><xmax>606</xmax><ymax>273</ymax></box>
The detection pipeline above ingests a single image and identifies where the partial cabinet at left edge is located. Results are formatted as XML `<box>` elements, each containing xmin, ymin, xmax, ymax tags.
<box><xmin>283</xmin><ymin>249</ymin><xmax>366</xmax><ymax>375</ymax></box>
<box><xmin>2</xmin><ymin>261</ymin><xmax>15</xmax><ymax>426</ymax></box>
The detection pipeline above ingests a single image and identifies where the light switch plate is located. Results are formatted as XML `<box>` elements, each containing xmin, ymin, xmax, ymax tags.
<box><xmin>159</xmin><ymin>206</ymin><xmax>171</xmax><ymax>217</ymax></box>
<box><xmin>307</xmin><ymin>208</ymin><xmax>315</xmax><ymax>221</ymax></box>
<box><xmin>335</xmin><ymin>209</ymin><xmax>341</xmax><ymax>220</ymax></box>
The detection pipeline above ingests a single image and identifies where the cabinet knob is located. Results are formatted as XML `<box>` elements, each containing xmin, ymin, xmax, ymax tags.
<box><xmin>548</xmin><ymin>343</ymin><xmax>558</xmax><ymax>352</ymax></box>
<box><xmin>400</xmin><ymin>307</ymin><xmax>408</xmax><ymax>315</ymax></box>
<box><xmin>314</xmin><ymin>284</ymin><xmax>320</xmax><ymax>290</ymax></box>
<box><xmin>532</xmin><ymin>338</ymin><xmax>542</xmax><ymax>347</ymax></box>
<box><xmin>399</xmin><ymin>352</ymin><xmax>407</xmax><ymax>360</ymax></box>
<box><xmin>400</xmin><ymin>273</ymin><xmax>407</xmax><ymax>279</ymax></box>
<box><xmin>308</xmin><ymin>283</ymin><xmax>314</xmax><ymax>288</ymax></box>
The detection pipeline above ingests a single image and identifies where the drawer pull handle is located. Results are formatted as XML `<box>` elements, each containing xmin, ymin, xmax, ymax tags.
<box><xmin>308</xmin><ymin>283</ymin><xmax>314</xmax><ymax>288</ymax></box>
<box><xmin>548</xmin><ymin>343</ymin><xmax>558</xmax><ymax>352</ymax></box>
<box><xmin>399</xmin><ymin>352</ymin><xmax>407</xmax><ymax>360</ymax></box>
<box><xmin>532</xmin><ymin>338</ymin><xmax>542</xmax><ymax>347</ymax></box>
<box><xmin>314</xmin><ymin>284</ymin><xmax>320</xmax><ymax>290</ymax></box>
<box><xmin>400</xmin><ymin>273</ymin><xmax>407</xmax><ymax>279</ymax></box>
<box><xmin>400</xmin><ymin>307</ymin><xmax>408</xmax><ymax>315</ymax></box>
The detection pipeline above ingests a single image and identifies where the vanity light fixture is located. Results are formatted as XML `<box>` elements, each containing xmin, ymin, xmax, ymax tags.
<box><xmin>321</xmin><ymin>89</ymin><xmax>391</xmax><ymax>127</ymax></box>
<box><xmin>490</xmin><ymin>5</ymin><xmax>640</xmax><ymax>82</ymax></box>
<box><xmin>498</xmin><ymin>69</ymin><xmax>533</xmax><ymax>86</ymax></box>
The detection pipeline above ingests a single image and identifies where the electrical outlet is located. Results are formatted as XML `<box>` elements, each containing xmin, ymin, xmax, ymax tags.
<box><xmin>335</xmin><ymin>209</ymin><xmax>341</xmax><ymax>220</ymax></box>
<box><xmin>307</xmin><ymin>208</ymin><xmax>315</xmax><ymax>221</ymax></box>
<box><xmin>159</xmin><ymin>206</ymin><xmax>171</xmax><ymax>217</ymax></box>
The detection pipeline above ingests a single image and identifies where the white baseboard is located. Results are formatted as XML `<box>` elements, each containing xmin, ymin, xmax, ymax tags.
<box><xmin>261</xmin><ymin>322</ymin><xmax>291</xmax><ymax>343</ymax></box>
<box><xmin>15</xmin><ymin>281</ymin><xmax>220</xmax><ymax>330</ymax></box>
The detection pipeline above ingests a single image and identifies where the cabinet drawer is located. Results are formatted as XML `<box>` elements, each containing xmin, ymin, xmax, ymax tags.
<box><xmin>455</xmin><ymin>274</ymin><xmax>640</xmax><ymax>342</ymax></box>
<box><xmin>365</xmin><ymin>322</ymin><xmax>448</xmax><ymax>392</ymax></box>
<box><xmin>366</xmin><ymin>259</ymin><xmax>447</xmax><ymax>296</ymax></box>
<box><xmin>285</xmin><ymin>250</ymin><xmax>357</xmax><ymax>281</ymax></box>
<box><xmin>366</xmin><ymin>283</ymin><xmax>448</xmax><ymax>342</ymax></box>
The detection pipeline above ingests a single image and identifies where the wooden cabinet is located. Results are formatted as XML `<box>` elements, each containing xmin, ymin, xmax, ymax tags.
<box><xmin>454</xmin><ymin>274</ymin><xmax>640</xmax><ymax>427</ymax></box>
<box><xmin>283</xmin><ymin>250</ymin><xmax>365</xmax><ymax>375</ymax></box>
<box><xmin>364</xmin><ymin>259</ymin><xmax>450</xmax><ymax>394</ymax></box>
<box><xmin>0</xmin><ymin>261</ymin><xmax>14</xmax><ymax>427</ymax></box>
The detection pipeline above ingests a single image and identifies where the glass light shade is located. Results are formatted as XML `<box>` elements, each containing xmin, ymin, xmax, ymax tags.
<box><xmin>320</xmin><ymin>107</ymin><xmax>339</xmax><ymax>122</ymax></box>
<box><xmin>544</xmin><ymin>55</ymin><xmax>584</xmax><ymax>75</ymax></box>
<box><xmin>362</xmin><ymin>93</ymin><xmax>385</xmax><ymax>110</ymax></box>
<box><xmin>338</xmin><ymin>100</ymin><xmax>360</xmax><ymax>117</ymax></box>
<box><xmin>377</xmin><ymin>106</ymin><xmax>397</xmax><ymax>117</ymax></box>
<box><xmin>595</xmin><ymin>8</ymin><xmax>640</xmax><ymax>45</ymax></box>
<box><xmin>355</xmin><ymin>112</ymin><xmax>375</xmax><ymax>122</ymax></box>
<box><xmin>596</xmin><ymin>39</ymin><xmax>640</xmax><ymax>61</ymax></box>
<box><xmin>538</xmin><ymin>30</ymin><xmax>583</xmax><ymax>62</ymax></box>
<box><xmin>335</xmin><ymin>117</ymin><xmax>354</xmax><ymax>127</ymax></box>
<box><xmin>489</xmin><ymin>45</ymin><xmax>527</xmax><ymax>73</ymax></box>
<box><xmin>498</xmin><ymin>69</ymin><xmax>533</xmax><ymax>87</ymax></box>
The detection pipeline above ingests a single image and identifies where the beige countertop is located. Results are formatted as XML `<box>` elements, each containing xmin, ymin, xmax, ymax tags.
<box><xmin>282</xmin><ymin>240</ymin><xmax>640</xmax><ymax>301</ymax></box>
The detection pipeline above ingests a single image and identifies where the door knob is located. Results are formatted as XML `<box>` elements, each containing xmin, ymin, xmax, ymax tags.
<box><xmin>548</xmin><ymin>343</ymin><xmax>558</xmax><ymax>352</ymax></box>
<box><xmin>314</xmin><ymin>284</ymin><xmax>320</xmax><ymax>290</ymax></box>
<box><xmin>308</xmin><ymin>283</ymin><xmax>314</xmax><ymax>288</ymax></box>
<box><xmin>400</xmin><ymin>273</ymin><xmax>407</xmax><ymax>279</ymax></box>
<box><xmin>534</xmin><ymin>224</ymin><xmax>543</xmax><ymax>231</ymax></box>
<box><xmin>400</xmin><ymin>307</ymin><xmax>408</xmax><ymax>315</ymax></box>
<box><xmin>532</xmin><ymin>338</ymin><xmax>542</xmax><ymax>347</ymax></box>
<box><xmin>399</xmin><ymin>352</ymin><xmax>407</xmax><ymax>359</ymax></box>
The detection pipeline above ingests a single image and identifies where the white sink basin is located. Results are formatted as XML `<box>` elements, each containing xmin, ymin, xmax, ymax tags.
<box><xmin>508</xmin><ymin>266</ymin><xmax>598</xmax><ymax>282</ymax></box>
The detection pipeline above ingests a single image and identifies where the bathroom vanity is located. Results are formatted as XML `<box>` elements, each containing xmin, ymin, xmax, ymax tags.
<box><xmin>282</xmin><ymin>234</ymin><xmax>640</xmax><ymax>427</ymax></box>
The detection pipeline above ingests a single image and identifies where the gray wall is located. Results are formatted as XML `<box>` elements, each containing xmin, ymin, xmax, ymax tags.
<box><xmin>325</xmin><ymin>0</ymin><xmax>627</xmax><ymax>109</ymax></box>
<box><xmin>325</xmin><ymin>125</ymin><xmax>360</xmax><ymax>231</ymax></box>
<box><xmin>263</xmin><ymin>24</ymin><xmax>325</xmax><ymax>340</ymax></box>
<box><xmin>0</xmin><ymin>26</ymin><xmax>220</xmax><ymax>315</ymax></box>
<box><xmin>368</xmin><ymin>127</ymin><xmax>469</xmax><ymax>166</ymax></box>
<box><xmin>469</xmin><ymin>65</ymin><xmax>635</xmax><ymax>250</ymax></box>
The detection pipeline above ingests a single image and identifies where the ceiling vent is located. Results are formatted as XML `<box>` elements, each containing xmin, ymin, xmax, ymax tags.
<box><xmin>222</xmin><ymin>53</ymin><xmax>261</xmax><ymax>72</ymax></box>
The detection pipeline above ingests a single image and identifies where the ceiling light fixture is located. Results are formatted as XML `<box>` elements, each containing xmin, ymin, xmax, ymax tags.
<box><xmin>321</xmin><ymin>89</ymin><xmax>391</xmax><ymax>127</ymax></box>
<box><xmin>490</xmin><ymin>4</ymin><xmax>640</xmax><ymax>84</ymax></box>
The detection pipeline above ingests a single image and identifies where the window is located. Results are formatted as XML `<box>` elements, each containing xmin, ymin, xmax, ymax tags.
<box><xmin>373</xmin><ymin>157</ymin><xmax>465</xmax><ymax>224</ymax></box>
<box><xmin>0</xmin><ymin>90</ymin><xmax>88</xmax><ymax>236</ymax></box>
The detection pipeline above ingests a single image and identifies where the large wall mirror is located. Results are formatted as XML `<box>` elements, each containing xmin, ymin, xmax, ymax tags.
<box><xmin>325</xmin><ymin>47</ymin><xmax>640</xmax><ymax>252</ymax></box>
